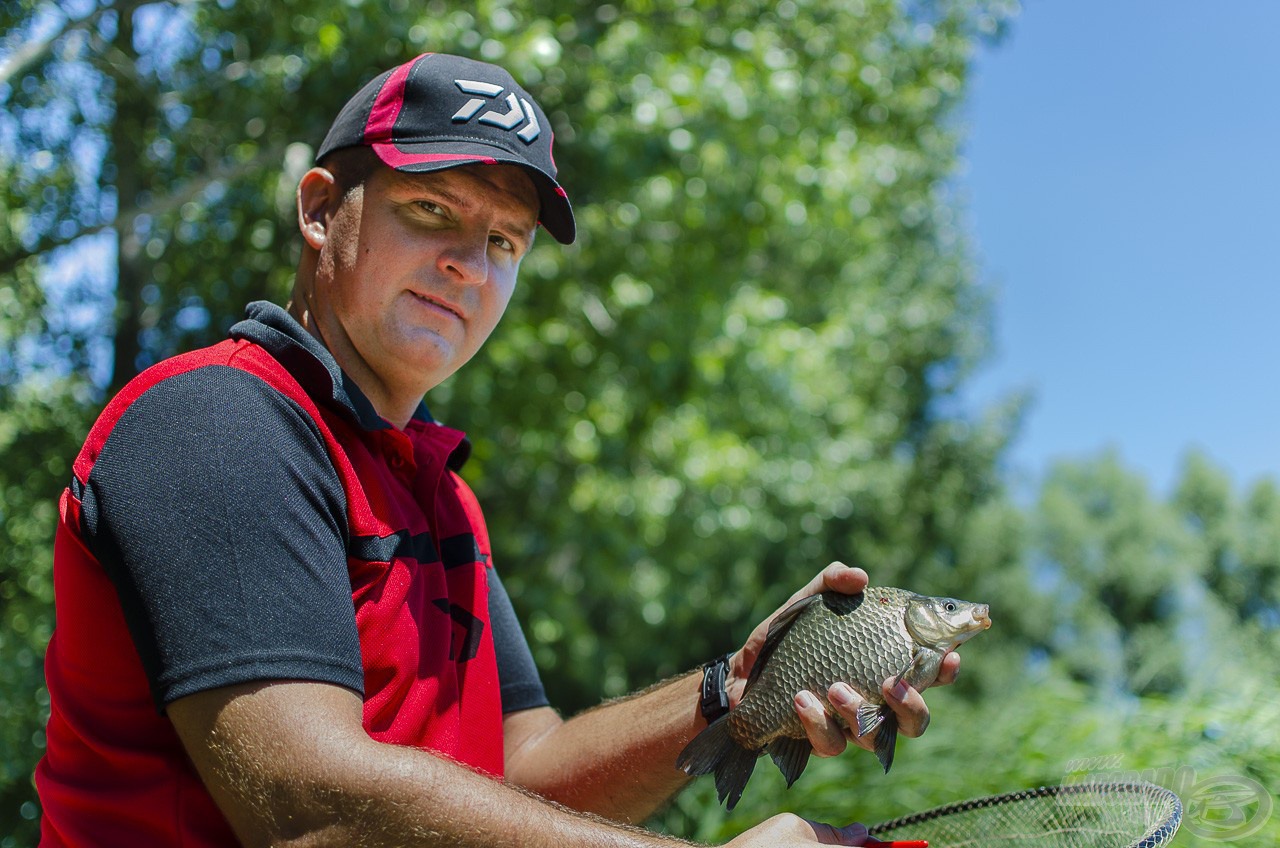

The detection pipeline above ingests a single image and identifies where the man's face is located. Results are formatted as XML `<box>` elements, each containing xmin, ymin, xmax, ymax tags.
<box><xmin>303</xmin><ymin>162</ymin><xmax>539</xmax><ymax>408</ymax></box>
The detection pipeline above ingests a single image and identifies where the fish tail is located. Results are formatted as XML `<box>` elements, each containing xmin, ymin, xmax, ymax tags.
<box><xmin>676</xmin><ymin>715</ymin><xmax>759</xmax><ymax>810</ymax></box>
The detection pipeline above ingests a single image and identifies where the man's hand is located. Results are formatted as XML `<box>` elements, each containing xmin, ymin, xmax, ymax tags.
<box><xmin>725</xmin><ymin>561</ymin><xmax>962</xmax><ymax>760</ymax></box>
<box><xmin>724</xmin><ymin>813</ymin><xmax>869</xmax><ymax>846</ymax></box>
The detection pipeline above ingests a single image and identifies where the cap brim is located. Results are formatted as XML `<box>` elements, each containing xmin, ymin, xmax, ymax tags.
<box><xmin>370</xmin><ymin>140</ymin><xmax>575</xmax><ymax>245</ymax></box>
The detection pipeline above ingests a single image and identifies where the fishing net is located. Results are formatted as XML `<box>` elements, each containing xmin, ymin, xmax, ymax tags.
<box><xmin>868</xmin><ymin>781</ymin><xmax>1182</xmax><ymax>848</ymax></box>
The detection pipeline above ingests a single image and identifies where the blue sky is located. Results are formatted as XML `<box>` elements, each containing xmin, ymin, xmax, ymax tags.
<box><xmin>961</xmin><ymin>0</ymin><xmax>1280</xmax><ymax>496</ymax></box>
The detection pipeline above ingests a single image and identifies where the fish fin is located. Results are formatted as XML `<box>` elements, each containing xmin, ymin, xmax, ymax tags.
<box><xmin>873</xmin><ymin>711</ymin><xmax>899</xmax><ymax>774</ymax></box>
<box><xmin>765</xmin><ymin>736</ymin><xmax>813</xmax><ymax>789</ymax></box>
<box><xmin>676</xmin><ymin>714</ymin><xmax>760</xmax><ymax>810</ymax></box>
<box><xmin>717</xmin><ymin>743</ymin><xmax>759</xmax><ymax>811</ymax></box>
<box><xmin>855</xmin><ymin>701</ymin><xmax>886</xmax><ymax>737</ymax></box>
<box><xmin>676</xmin><ymin>714</ymin><xmax>733</xmax><ymax>777</ymax></box>
<box><xmin>748</xmin><ymin>594</ymin><xmax>824</xmax><ymax>690</ymax></box>
<box><xmin>892</xmin><ymin>650</ymin><xmax>922</xmax><ymax>688</ymax></box>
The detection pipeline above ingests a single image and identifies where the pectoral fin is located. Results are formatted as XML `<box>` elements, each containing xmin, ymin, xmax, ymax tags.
<box><xmin>898</xmin><ymin>645</ymin><xmax>946</xmax><ymax>690</ymax></box>
<box><xmin>893</xmin><ymin>648</ymin><xmax>926</xmax><ymax>688</ymax></box>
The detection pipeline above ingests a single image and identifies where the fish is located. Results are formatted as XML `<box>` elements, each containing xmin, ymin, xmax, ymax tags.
<box><xmin>676</xmin><ymin>586</ymin><xmax>991</xmax><ymax>809</ymax></box>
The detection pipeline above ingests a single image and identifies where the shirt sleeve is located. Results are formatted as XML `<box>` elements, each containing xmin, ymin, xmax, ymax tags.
<box><xmin>80</xmin><ymin>364</ymin><xmax>364</xmax><ymax>711</ymax></box>
<box><xmin>487</xmin><ymin>569</ymin><xmax>550</xmax><ymax>713</ymax></box>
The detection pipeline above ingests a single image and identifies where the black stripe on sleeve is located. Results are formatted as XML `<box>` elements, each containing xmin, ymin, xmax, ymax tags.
<box><xmin>441</xmin><ymin>534</ymin><xmax>488</xmax><ymax>569</ymax></box>
<box><xmin>347</xmin><ymin>532</ymin><xmax>488</xmax><ymax>570</ymax></box>
<box><xmin>349</xmin><ymin>529</ymin><xmax>438</xmax><ymax>565</ymax></box>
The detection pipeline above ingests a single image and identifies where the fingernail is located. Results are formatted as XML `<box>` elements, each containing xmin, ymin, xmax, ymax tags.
<box><xmin>892</xmin><ymin>681</ymin><xmax>910</xmax><ymax>702</ymax></box>
<box><xmin>830</xmin><ymin>682</ymin><xmax>856</xmax><ymax>707</ymax></box>
<box><xmin>795</xmin><ymin>691</ymin><xmax>817</xmax><ymax>710</ymax></box>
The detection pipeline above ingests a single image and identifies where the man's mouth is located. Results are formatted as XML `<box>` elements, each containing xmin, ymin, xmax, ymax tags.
<box><xmin>410</xmin><ymin>291</ymin><xmax>463</xmax><ymax>320</ymax></box>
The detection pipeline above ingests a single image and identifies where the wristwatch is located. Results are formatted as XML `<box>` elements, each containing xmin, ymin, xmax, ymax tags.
<box><xmin>699</xmin><ymin>652</ymin><xmax>734</xmax><ymax>723</ymax></box>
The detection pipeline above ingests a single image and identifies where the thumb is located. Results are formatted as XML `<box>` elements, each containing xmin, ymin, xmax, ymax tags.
<box><xmin>808</xmin><ymin>819</ymin><xmax>870</xmax><ymax>844</ymax></box>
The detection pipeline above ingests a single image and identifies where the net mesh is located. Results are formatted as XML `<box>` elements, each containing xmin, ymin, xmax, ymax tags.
<box><xmin>868</xmin><ymin>782</ymin><xmax>1182</xmax><ymax>848</ymax></box>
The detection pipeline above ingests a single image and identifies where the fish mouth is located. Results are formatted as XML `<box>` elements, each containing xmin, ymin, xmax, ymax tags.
<box><xmin>973</xmin><ymin>604</ymin><xmax>992</xmax><ymax>629</ymax></box>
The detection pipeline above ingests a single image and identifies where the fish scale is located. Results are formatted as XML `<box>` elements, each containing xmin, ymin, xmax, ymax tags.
<box><xmin>731</xmin><ymin>590</ymin><xmax>917</xmax><ymax>745</ymax></box>
<box><xmin>677</xmin><ymin>586</ymin><xmax>991</xmax><ymax>810</ymax></box>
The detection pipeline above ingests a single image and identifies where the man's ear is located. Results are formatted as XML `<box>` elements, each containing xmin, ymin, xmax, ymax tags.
<box><xmin>296</xmin><ymin>167</ymin><xmax>340</xmax><ymax>249</ymax></box>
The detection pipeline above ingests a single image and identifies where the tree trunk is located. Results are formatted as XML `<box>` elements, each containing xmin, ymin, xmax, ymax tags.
<box><xmin>107</xmin><ymin>2</ymin><xmax>147</xmax><ymax>396</ymax></box>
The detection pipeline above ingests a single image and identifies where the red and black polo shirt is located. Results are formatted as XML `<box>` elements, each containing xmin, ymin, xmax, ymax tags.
<box><xmin>36</xmin><ymin>301</ymin><xmax>547</xmax><ymax>847</ymax></box>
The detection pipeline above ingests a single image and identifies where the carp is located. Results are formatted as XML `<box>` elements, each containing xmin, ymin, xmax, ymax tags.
<box><xmin>677</xmin><ymin>587</ymin><xmax>991</xmax><ymax>809</ymax></box>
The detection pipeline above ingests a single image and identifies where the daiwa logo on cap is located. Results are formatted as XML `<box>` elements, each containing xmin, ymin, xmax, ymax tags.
<box><xmin>452</xmin><ymin>80</ymin><xmax>542</xmax><ymax>144</ymax></box>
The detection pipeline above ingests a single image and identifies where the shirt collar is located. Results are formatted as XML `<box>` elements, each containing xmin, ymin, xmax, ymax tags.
<box><xmin>229</xmin><ymin>301</ymin><xmax>469</xmax><ymax>469</ymax></box>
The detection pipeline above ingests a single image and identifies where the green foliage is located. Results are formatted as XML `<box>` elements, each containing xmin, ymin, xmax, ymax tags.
<box><xmin>1176</xmin><ymin>450</ymin><xmax>1280</xmax><ymax>628</ymax></box>
<box><xmin>2</xmin><ymin>1</ymin><xmax>1278</xmax><ymax>845</ymax></box>
<box><xmin>0</xmin><ymin>381</ymin><xmax>91</xmax><ymax>844</ymax></box>
<box><xmin>436</xmin><ymin>0</ymin><xmax>1020</xmax><ymax>714</ymax></box>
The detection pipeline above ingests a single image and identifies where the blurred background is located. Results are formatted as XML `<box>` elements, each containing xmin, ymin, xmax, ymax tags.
<box><xmin>1</xmin><ymin>1</ymin><xmax>1275</xmax><ymax>845</ymax></box>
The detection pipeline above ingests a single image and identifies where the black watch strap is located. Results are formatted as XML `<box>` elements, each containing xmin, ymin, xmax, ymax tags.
<box><xmin>699</xmin><ymin>652</ymin><xmax>733</xmax><ymax>723</ymax></box>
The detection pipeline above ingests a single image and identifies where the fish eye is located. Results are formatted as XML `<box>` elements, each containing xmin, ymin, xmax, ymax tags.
<box><xmin>944</xmin><ymin>602</ymin><xmax>957</xmax><ymax>612</ymax></box>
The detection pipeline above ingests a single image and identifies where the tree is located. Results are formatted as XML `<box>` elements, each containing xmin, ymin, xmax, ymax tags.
<box><xmin>1175</xmin><ymin>450</ymin><xmax>1280</xmax><ymax>631</ymax></box>
<box><xmin>1030</xmin><ymin>452</ymin><xmax>1201</xmax><ymax>696</ymax></box>
<box><xmin>436</xmin><ymin>0</ymin><xmax>1020</xmax><ymax>712</ymax></box>
<box><xmin>2</xmin><ymin>0</ymin><xmax>1021</xmax><ymax>840</ymax></box>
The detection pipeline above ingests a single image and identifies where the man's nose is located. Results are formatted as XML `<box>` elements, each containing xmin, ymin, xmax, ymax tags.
<box><xmin>437</xmin><ymin>232</ymin><xmax>489</xmax><ymax>285</ymax></box>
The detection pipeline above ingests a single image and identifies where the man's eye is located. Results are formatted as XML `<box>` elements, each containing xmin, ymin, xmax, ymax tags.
<box><xmin>417</xmin><ymin>201</ymin><xmax>446</xmax><ymax>216</ymax></box>
<box><xmin>490</xmin><ymin>234</ymin><xmax>516</xmax><ymax>252</ymax></box>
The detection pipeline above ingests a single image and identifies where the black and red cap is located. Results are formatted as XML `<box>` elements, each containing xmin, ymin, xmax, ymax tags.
<box><xmin>317</xmin><ymin>53</ymin><xmax>575</xmax><ymax>244</ymax></box>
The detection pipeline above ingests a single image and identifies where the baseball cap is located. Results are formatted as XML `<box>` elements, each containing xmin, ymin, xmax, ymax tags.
<box><xmin>317</xmin><ymin>53</ymin><xmax>575</xmax><ymax>244</ymax></box>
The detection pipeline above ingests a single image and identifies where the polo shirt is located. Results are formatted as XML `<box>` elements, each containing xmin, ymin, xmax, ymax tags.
<box><xmin>36</xmin><ymin>301</ymin><xmax>547</xmax><ymax>846</ymax></box>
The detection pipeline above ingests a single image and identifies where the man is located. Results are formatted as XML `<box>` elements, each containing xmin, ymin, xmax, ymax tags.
<box><xmin>36</xmin><ymin>53</ymin><xmax>959</xmax><ymax>846</ymax></box>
